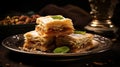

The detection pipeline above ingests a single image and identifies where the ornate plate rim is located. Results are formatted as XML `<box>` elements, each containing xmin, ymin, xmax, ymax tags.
<box><xmin>2</xmin><ymin>34</ymin><xmax>112</xmax><ymax>57</ymax></box>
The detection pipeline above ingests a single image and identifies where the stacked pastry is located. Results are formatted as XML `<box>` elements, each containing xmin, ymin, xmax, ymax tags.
<box><xmin>23</xmin><ymin>15</ymin><xmax>94</xmax><ymax>53</ymax></box>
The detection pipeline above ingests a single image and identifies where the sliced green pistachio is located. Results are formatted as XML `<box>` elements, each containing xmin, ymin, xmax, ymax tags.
<box><xmin>74</xmin><ymin>31</ymin><xmax>86</xmax><ymax>34</ymax></box>
<box><xmin>53</xmin><ymin>46</ymin><xmax>70</xmax><ymax>53</ymax></box>
<box><xmin>51</xmin><ymin>15</ymin><xmax>64</xmax><ymax>20</ymax></box>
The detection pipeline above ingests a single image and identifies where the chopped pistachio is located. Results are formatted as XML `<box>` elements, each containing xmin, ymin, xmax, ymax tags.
<box><xmin>74</xmin><ymin>31</ymin><xmax>86</xmax><ymax>34</ymax></box>
<box><xmin>51</xmin><ymin>15</ymin><xmax>64</xmax><ymax>20</ymax></box>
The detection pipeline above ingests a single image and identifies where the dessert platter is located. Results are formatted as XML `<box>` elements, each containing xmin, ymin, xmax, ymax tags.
<box><xmin>2</xmin><ymin>15</ymin><xmax>112</xmax><ymax>61</ymax></box>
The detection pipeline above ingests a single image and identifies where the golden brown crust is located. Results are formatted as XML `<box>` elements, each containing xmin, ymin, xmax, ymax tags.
<box><xmin>23</xmin><ymin>15</ymin><xmax>94</xmax><ymax>53</ymax></box>
<box><xmin>23</xmin><ymin>31</ymin><xmax>55</xmax><ymax>52</ymax></box>
<box><xmin>35</xmin><ymin>25</ymin><xmax>74</xmax><ymax>37</ymax></box>
<box><xmin>35</xmin><ymin>17</ymin><xmax>75</xmax><ymax>36</ymax></box>
<box><xmin>55</xmin><ymin>33</ymin><xmax>94</xmax><ymax>53</ymax></box>
<box><xmin>70</xmin><ymin>41</ymin><xmax>93</xmax><ymax>53</ymax></box>
<box><xmin>23</xmin><ymin>42</ymin><xmax>55</xmax><ymax>52</ymax></box>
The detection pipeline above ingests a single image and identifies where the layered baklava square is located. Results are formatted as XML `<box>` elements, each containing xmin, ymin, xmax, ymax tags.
<box><xmin>35</xmin><ymin>15</ymin><xmax>75</xmax><ymax>36</ymax></box>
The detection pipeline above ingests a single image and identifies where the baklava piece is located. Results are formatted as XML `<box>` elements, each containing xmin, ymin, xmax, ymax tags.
<box><xmin>56</xmin><ymin>33</ymin><xmax>94</xmax><ymax>53</ymax></box>
<box><xmin>23</xmin><ymin>31</ymin><xmax>55</xmax><ymax>52</ymax></box>
<box><xmin>35</xmin><ymin>15</ymin><xmax>75</xmax><ymax>36</ymax></box>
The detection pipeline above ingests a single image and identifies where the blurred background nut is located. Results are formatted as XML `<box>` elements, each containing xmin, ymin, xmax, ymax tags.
<box><xmin>19</xmin><ymin>15</ymin><xmax>28</xmax><ymax>21</ymax></box>
<box><xmin>0</xmin><ymin>14</ymin><xmax>41</xmax><ymax>25</ymax></box>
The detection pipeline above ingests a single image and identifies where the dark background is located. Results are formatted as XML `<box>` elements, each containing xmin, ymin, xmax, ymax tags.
<box><xmin>0</xmin><ymin>0</ymin><xmax>91</xmax><ymax>13</ymax></box>
<box><xmin>0</xmin><ymin>0</ymin><xmax>120</xmax><ymax>67</ymax></box>
<box><xmin>0</xmin><ymin>0</ymin><xmax>120</xmax><ymax>26</ymax></box>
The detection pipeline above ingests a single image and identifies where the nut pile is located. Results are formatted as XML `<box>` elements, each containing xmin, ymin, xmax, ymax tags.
<box><xmin>0</xmin><ymin>14</ymin><xmax>40</xmax><ymax>25</ymax></box>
